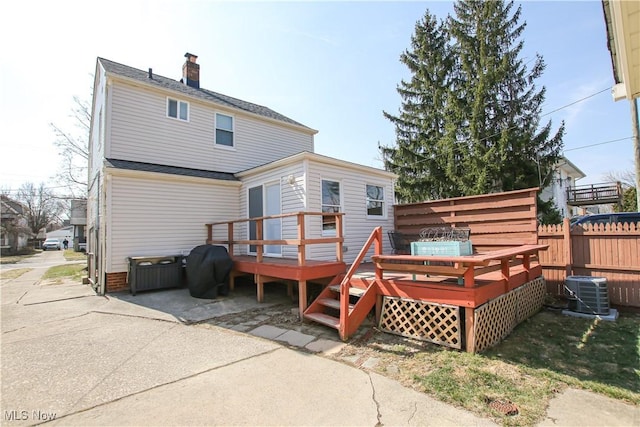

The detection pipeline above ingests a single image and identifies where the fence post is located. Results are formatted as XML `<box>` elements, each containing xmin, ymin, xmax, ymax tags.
<box><xmin>563</xmin><ymin>217</ymin><xmax>572</xmax><ymax>279</ymax></box>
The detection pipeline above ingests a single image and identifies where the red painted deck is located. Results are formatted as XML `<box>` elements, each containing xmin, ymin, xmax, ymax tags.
<box><xmin>229</xmin><ymin>255</ymin><xmax>346</xmax><ymax>317</ymax></box>
<box><xmin>232</xmin><ymin>255</ymin><xmax>346</xmax><ymax>282</ymax></box>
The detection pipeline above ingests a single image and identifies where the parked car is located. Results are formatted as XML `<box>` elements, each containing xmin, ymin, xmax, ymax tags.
<box><xmin>42</xmin><ymin>238</ymin><xmax>61</xmax><ymax>251</ymax></box>
<box><xmin>571</xmin><ymin>212</ymin><xmax>640</xmax><ymax>228</ymax></box>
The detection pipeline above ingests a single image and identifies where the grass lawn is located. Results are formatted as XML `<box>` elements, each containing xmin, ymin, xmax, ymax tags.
<box><xmin>345</xmin><ymin>309</ymin><xmax>640</xmax><ymax>426</ymax></box>
<box><xmin>0</xmin><ymin>268</ymin><xmax>32</xmax><ymax>280</ymax></box>
<box><xmin>64</xmin><ymin>249</ymin><xmax>87</xmax><ymax>261</ymax></box>
<box><xmin>0</xmin><ymin>249</ymin><xmax>38</xmax><ymax>264</ymax></box>
<box><xmin>42</xmin><ymin>264</ymin><xmax>87</xmax><ymax>284</ymax></box>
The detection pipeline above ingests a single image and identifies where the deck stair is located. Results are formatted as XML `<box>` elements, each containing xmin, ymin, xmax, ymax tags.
<box><xmin>303</xmin><ymin>227</ymin><xmax>383</xmax><ymax>340</ymax></box>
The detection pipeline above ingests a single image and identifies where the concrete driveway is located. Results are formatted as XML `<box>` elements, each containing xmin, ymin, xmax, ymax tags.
<box><xmin>1</xmin><ymin>257</ymin><xmax>637</xmax><ymax>426</ymax></box>
<box><xmin>1</xmin><ymin>260</ymin><xmax>499</xmax><ymax>426</ymax></box>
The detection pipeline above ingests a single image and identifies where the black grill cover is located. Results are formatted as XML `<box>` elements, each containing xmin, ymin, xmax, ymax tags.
<box><xmin>186</xmin><ymin>245</ymin><xmax>232</xmax><ymax>299</ymax></box>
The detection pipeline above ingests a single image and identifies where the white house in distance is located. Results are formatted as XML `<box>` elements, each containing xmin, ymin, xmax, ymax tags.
<box><xmin>88</xmin><ymin>53</ymin><xmax>396</xmax><ymax>295</ymax></box>
<box><xmin>540</xmin><ymin>156</ymin><xmax>586</xmax><ymax>218</ymax></box>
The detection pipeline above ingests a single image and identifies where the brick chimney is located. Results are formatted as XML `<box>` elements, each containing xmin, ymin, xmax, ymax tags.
<box><xmin>182</xmin><ymin>52</ymin><xmax>199</xmax><ymax>89</ymax></box>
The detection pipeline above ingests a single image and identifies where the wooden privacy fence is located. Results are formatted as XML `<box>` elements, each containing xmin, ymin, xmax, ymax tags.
<box><xmin>538</xmin><ymin>218</ymin><xmax>640</xmax><ymax>307</ymax></box>
<box><xmin>393</xmin><ymin>188</ymin><xmax>538</xmax><ymax>251</ymax></box>
<box><xmin>393</xmin><ymin>188</ymin><xmax>639</xmax><ymax>307</ymax></box>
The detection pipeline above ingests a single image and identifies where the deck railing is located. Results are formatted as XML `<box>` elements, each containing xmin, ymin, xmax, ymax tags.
<box><xmin>566</xmin><ymin>182</ymin><xmax>622</xmax><ymax>206</ymax></box>
<box><xmin>206</xmin><ymin>211</ymin><xmax>345</xmax><ymax>265</ymax></box>
<box><xmin>338</xmin><ymin>226</ymin><xmax>382</xmax><ymax>338</ymax></box>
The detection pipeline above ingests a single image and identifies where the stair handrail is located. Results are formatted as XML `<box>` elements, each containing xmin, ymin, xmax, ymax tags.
<box><xmin>339</xmin><ymin>226</ymin><xmax>382</xmax><ymax>335</ymax></box>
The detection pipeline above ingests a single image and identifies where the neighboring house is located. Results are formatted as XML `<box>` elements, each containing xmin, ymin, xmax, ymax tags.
<box><xmin>88</xmin><ymin>53</ymin><xmax>396</xmax><ymax>294</ymax></box>
<box><xmin>70</xmin><ymin>199</ymin><xmax>87</xmax><ymax>251</ymax></box>
<box><xmin>0</xmin><ymin>195</ymin><xmax>30</xmax><ymax>253</ymax></box>
<box><xmin>46</xmin><ymin>225</ymin><xmax>74</xmax><ymax>244</ymax></box>
<box><xmin>540</xmin><ymin>156</ymin><xmax>586</xmax><ymax>218</ymax></box>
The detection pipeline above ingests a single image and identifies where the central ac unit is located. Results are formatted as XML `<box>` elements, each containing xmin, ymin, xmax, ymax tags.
<box><xmin>565</xmin><ymin>276</ymin><xmax>609</xmax><ymax>315</ymax></box>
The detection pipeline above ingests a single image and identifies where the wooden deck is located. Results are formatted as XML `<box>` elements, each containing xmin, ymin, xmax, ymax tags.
<box><xmin>302</xmin><ymin>227</ymin><xmax>548</xmax><ymax>352</ymax></box>
<box><xmin>230</xmin><ymin>255</ymin><xmax>346</xmax><ymax>315</ymax></box>
<box><xmin>206</xmin><ymin>212</ymin><xmax>347</xmax><ymax>316</ymax></box>
<box><xmin>205</xmin><ymin>209</ymin><xmax>549</xmax><ymax>352</ymax></box>
<box><xmin>352</xmin><ymin>261</ymin><xmax>543</xmax><ymax>308</ymax></box>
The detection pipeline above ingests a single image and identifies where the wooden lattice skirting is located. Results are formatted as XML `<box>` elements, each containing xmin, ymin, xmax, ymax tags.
<box><xmin>378</xmin><ymin>297</ymin><xmax>461</xmax><ymax>349</ymax></box>
<box><xmin>473</xmin><ymin>276</ymin><xmax>546</xmax><ymax>353</ymax></box>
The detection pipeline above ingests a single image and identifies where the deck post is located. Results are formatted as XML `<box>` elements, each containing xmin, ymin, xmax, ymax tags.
<box><xmin>336</xmin><ymin>214</ymin><xmax>344</xmax><ymax>262</ymax></box>
<box><xmin>297</xmin><ymin>213</ymin><xmax>306</xmax><ymax>265</ymax></box>
<box><xmin>375</xmin><ymin>294</ymin><xmax>383</xmax><ymax>324</ymax></box>
<box><xmin>463</xmin><ymin>266</ymin><xmax>475</xmax><ymax>287</ymax></box>
<box><xmin>206</xmin><ymin>224</ymin><xmax>212</xmax><ymax>242</ymax></box>
<box><xmin>522</xmin><ymin>253</ymin><xmax>531</xmax><ymax>282</ymax></box>
<box><xmin>375</xmin><ymin>227</ymin><xmax>383</xmax><ymax>280</ymax></box>
<box><xmin>501</xmin><ymin>258</ymin><xmax>510</xmax><ymax>293</ymax></box>
<box><xmin>298</xmin><ymin>280</ymin><xmax>307</xmax><ymax>318</ymax></box>
<box><xmin>256</xmin><ymin>219</ymin><xmax>263</xmax><ymax>263</ymax></box>
<box><xmin>465</xmin><ymin>307</ymin><xmax>475</xmax><ymax>353</ymax></box>
<box><xmin>256</xmin><ymin>274</ymin><xmax>264</xmax><ymax>302</ymax></box>
<box><xmin>227</xmin><ymin>223</ymin><xmax>234</xmax><ymax>256</ymax></box>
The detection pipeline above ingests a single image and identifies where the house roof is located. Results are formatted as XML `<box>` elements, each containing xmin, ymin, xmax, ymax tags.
<box><xmin>105</xmin><ymin>159</ymin><xmax>239</xmax><ymax>182</ymax></box>
<box><xmin>602</xmin><ymin>0</ymin><xmax>640</xmax><ymax>100</ymax></box>
<box><xmin>236</xmin><ymin>151</ymin><xmax>398</xmax><ymax>180</ymax></box>
<box><xmin>557</xmin><ymin>156</ymin><xmax>586</xmax><ymax>180</ymax></box>
<box><xmin>98</xmin><ymin>57</ymin><xmax>314</xmax><ymax>131</ymax></box>
<box><xmin>1</xmin><ymin>195</ymin><xmax>24</xmax><ymax>216</ymax></box>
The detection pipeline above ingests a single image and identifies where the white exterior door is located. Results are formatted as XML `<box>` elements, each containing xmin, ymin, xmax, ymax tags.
<box><xmin>248</xmin><ymin>183</ymin><xmax>281</xmax><ymax>256</ymax></box>
<box><xmin>264</xmin><ymin>182</ymin><xmax>282</xmax><ymax>256</ymax></box>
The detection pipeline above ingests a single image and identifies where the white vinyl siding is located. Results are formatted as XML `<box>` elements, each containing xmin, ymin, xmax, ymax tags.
<box><xmin>305</xmin><ymin>160</ymin><xmax>394</xmax><ymax>263</ymax></box>
<box><xmin>240</xmin><ymin>155</ymin><xmax>395</xmax><ymax>264</ymax></box>
<box><xmin>106</xmin><ymin>174</ymin><xmax>240</xmax><ymax>273</ymax></box>
<box><xmin>108</xmin><ymin>81</ymin><xmax>314</xmax><ymax>173</ymax></box>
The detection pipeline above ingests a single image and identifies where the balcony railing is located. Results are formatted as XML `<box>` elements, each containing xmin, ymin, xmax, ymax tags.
<box><xmin>566</xmin><ymin>182</ymin><xmax>622</xmax><ymax>206</ymax></box>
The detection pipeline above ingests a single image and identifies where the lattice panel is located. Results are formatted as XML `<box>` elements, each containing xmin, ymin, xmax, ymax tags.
<box><xmin>515</xmin><ymin>277</ymin><xmax>546</xmax><ymax>322</ymax></box>
<box><xmin>379</xmin><ymin>297</ymin><xmax>461</xmax><ymax>349</ymax></box>
<box><xmin>473</xmin><ymin>291</ymin><xmax>518</xmax><ymax>353</ymax></box>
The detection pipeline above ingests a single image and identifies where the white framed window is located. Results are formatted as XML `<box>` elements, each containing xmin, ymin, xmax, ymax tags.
<box><xmin>215</xmin><ymin>113</ymin><xmax>234</xmax><ymax>148</ymax></box>
<box><xmin>321</xmin><ymin>179</ymin><xmax>341</xmax><ymax>235</ymax></box>
<box><xmin>167</xmin><ymin>98</ymin><xmax>189</xmax><ymax>121</ymax></box>
<box><xmin>366</xmin><ymin>184</ymin><xmax>385</xmax><ymax>218</ymax></box>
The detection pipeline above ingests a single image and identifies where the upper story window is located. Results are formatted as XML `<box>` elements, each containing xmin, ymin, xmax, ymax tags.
<box><xmin>167</xmin><ymin>98</ymin><xmax>189</xmax><ymax>121</ymax></box>
<box><xmin>366</xmin><ymin>184</ymin><xmax>385</xmax><ymax>217</ymax></box>
<box><xmin>321</xmin><ymin>179</ymin><xmax>341</xmax><ymax>235</ymax></box>
<box><xmin>215</xmin><ymin>113</ymin><xmax>234</xmax><ymax>147</ymax></box>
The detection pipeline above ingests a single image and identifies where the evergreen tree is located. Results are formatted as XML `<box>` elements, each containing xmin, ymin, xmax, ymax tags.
<box><xmin>448</xmin><ymin>0</ymin><xmax>563</xmax><ymax>195</ymax></box>
<box><xmin>382</xmin><ymin>0</ymin><xmax>564</xmax><ymax>204</ymax></box>
<box><xmin>380</xmin><ymin>11</ymin><xmax>454</xmax><ymax>203</ymax></box>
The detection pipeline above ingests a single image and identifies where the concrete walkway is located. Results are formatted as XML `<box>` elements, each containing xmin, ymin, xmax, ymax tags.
<box><xmin>1</xmin><ymin>253</ymin><xmax>638</xmax><ymax>426</ymax></box>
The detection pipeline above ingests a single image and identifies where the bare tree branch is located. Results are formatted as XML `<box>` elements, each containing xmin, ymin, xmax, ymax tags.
<box><xmin>603</xmin><ymin>170</ymin><xmax>636</xmax><ymax>188</ymax></box>
<box><xmin>50</xmin><ymin>94</ymin><xmax>91</xmax><ymax>198</ymax></box>
<box><xmin>15</xmin><ymin>183</ymin><xmax>65</xmax><ymax>236</ymax></box>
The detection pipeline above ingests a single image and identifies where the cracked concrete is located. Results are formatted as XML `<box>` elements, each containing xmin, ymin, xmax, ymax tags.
<box><xmin>2</xmin><ymin>251</ymin><xmax>497</xmax><ymax>426</ymax></box>
<box><xmin>6</xmin><ymin>251</ymin><xmax>635</xmax><ymax>426</ymax></box>
<box><xmin>368</xmin><ymin>373</ymin><xmax>383</xmax><ymax>427</ymax></box>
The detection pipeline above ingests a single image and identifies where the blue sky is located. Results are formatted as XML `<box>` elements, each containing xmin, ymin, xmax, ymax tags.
<box><xmin>0</xmin><ymin>1</ymin><xmax>634</xmax><ymax>193</ymax></box>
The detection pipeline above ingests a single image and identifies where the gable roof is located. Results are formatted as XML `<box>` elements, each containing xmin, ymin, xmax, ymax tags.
<box><xmin>236</xmin><ymin>151</ymin><xmax>397</xmax><ymax>180</ymax></box>
<box><xmin>1</xmin><ymin>195</ymin><xmax>24</xmax><ymax>216</ymax></box>
<box><xmin>98</xmin><ymin>57</ymin><xmax>314</xmax><ymax>131</ymax></box>
<box><xmin>105</xmin><ymin>159</ymin><xmax>238</xmax><ymax>182</ymax></box>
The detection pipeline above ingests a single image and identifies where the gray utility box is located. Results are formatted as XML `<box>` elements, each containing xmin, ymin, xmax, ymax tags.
<box><xmin>128</xmin><ymin>255</ymin><xmax>183</xmax><ymax>295</ymax></box>
<box><xmin>565</xmin><ymin>276</ymin><xmax>610</xmax><ymax>315</ymax></box>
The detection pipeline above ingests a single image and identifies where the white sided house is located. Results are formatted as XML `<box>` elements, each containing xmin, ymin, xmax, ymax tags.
<box><xmin>539</xmin><ymin>156</ymin><xmax>586</xmax><ymax>219</ymax></box>
<box><xmin>88</xmin><ymin>53</ymin><xmax>396</xmax><ymax>294</ymax></box>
